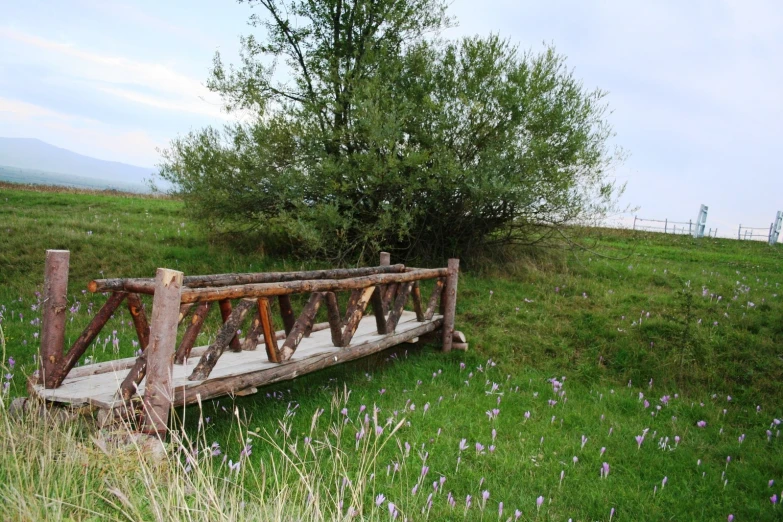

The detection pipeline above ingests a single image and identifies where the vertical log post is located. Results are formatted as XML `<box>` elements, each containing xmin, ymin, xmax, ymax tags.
<box><xmin>257</xmin><ymin>298</ymin><xmax>281</xmax><ymax>363</ymax></box>
<box><xmin>323</xmin><ymin>291</ymin><xmax>345</xmax><ymax>347</ymax></box>
<box><xmin>441</xmin><ymin>258</ymin><xmax>459</xmax><ymax>353</ymax></box>
<box><xmin>140</xmin><ymin>268</ymin><xmax>184</xmax><ymax>437</ymax></box>
<box><xmin>41</xmin><ymin>250</ymin><xmax>70</xmax><ymax>388</ymax></box>
<box><xmin>379</xmin><ymin>252</ymin><xmax>391</xmax><ymax>315</ymax></box>
<box><xmin>278</xmin><ymin>295</ymin><xmax>296</xmax><ymax>335</ymax></box>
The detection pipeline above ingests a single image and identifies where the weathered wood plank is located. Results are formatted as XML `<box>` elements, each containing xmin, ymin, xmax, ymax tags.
<box><xmin>175</xmin><ymin>318</ymin><xmax>443</xmax><ymax>406</ymax></box>
<box><xmin>140</xmin><ymin>268</ymin><xmax>184</xmax><ymax>436</ymax></box>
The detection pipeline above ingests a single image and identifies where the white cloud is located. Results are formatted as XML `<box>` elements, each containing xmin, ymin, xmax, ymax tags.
<box><xmin>0</xmin><ymin>96</ymin><xmax>164</xmax><ymax>166</ymax></box>
<box><xmin>0</xmin><ymin>26</ymin><xmax>230</xmax><ymax>120</ymax></box>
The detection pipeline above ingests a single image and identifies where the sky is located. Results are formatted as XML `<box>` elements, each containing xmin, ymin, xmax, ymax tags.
<box><xmin>1</xmin><ymin>0</ymin><xmax>781</xmax><ymax>237</ymax></box>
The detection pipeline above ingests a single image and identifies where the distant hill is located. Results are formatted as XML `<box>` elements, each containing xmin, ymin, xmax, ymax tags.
<box><xmin>0</xmin><ymin>137</ymin><xmax>158</xmax><ymax>192</ymax></box>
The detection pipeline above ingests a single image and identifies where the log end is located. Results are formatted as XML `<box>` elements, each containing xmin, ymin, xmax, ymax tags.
<box><xmin>87</xmin><ymin>280</ymin><xmax>98</xmax><ymax>293</ymax></box>
<box><xmin>453</xmin><ymin>330</ymin><xmax>467</xmax><ymax>344</ymax></box>
<box><xmin>452</xmin><ymin>342</ymin><xmax>469</xmax><ymax>351</ymax></box>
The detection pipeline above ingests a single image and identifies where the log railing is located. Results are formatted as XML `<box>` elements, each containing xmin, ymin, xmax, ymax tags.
<box><xmin>37</xmin><ymin>251</ymin><xmax>459</xmax><ymax>435</ymax></box>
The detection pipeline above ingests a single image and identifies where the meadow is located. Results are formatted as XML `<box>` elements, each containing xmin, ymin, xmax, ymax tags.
<box><xmin>1</xmin><ymin>184</ymin><xmax>782</xmax><ymax>521</ymax></box>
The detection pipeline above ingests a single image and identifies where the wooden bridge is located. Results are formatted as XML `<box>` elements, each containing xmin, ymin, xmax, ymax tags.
<box><xmin>30</xmin><ymin>251</ymin><xmax>462</xmax><ymax>435</ymax></box>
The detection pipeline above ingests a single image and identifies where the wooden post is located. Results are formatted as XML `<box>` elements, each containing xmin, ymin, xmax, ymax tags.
<box><xmin>173</xmin><ymin>301</ymin><xmax>211</xmax><ymax>364</ymax></box>
<box><xmin>323</xmin><ymin>291</ymin><xmax>345</xmax><ymax>346</ymax></box>
<box><xmin>386</xmin><ymin>281</ymin><xmax>413</xmax><ymax>333</ymax></box>
<box><xmin>279</xmin><ymin>292</ymin><xmax>323</xmax><ymax>361</ymax></box>
<box><xmin>411</xmin><ymin>282</ymin><xmax>424</xmax><ymax>321</ymax></box>
<box><xmin>441</xmin><ymin>258</ymin><xmax>459</xmax><ymax>353</ymax></box>
<box><xmin>41</xmin><ymin>250</ymin><xmax>70</xmax><ymax>388</ymax></box>
<box><xmin>218</xmin><ymin>299</ymin><xmax>243</xmax><ymax>352</ymax></box>
<box><xmin>664</xmin><ymin>219</ymin><xmax>668</xmax><ymax>233</ymax></box>
<box><xmin>257</xmin><ymin>298</ymin><xmax>281</xmax><ymax>363</ymax></box>
<box><xmin>188</xmin><ymin>299</ymin><xmax>255</xmax><ymax>381</ymax></box>
<box><xmin>379</xmin><ymin>252</ymin><xmax>391</xmax><ymax>315</ymax></box>
<box><xmin>140</xmin><ymin>268</ymin><xmax>184</xmax><ymax>436</ymax></box>
<box><xmin>278</xmin><ymin>295</ymin><xmax>296</xmax><ymax>335</ymax></box>
<box><xmin>126</xmin><ymin>293</ymin><xmax>150</xmax><ymax>350</ymax></box>
<box><xmin>424</xmin><ymin>278</ymin><xmax>445</xmax><ymax>321</ymax></box>
<box><xmin>633</xmin><ymin>216</ymin><xmax>636</xmax><ymax>230</ymax></box>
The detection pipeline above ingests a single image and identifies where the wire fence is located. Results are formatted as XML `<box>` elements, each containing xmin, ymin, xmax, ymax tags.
<box><xmin>737</xmin><ymin>224</ymin><xmax>774</xmax><ymax>242</ymax></box>
<box><xmin>632</xmin><ymin>217</ymin><xmax>717</xmax><ymax>237</ymax></box>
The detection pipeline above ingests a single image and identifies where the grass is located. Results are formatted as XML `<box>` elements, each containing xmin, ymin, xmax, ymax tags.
<box><xmin>1</xmin><ymin>184</ymin><xmax>783</xmax><ymax>520</ymax></box>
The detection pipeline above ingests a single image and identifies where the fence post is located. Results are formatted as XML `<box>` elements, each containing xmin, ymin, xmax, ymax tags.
<box><xmin>40</xmin><ymin>250</ymin><xmax>70</xmax><ymax>388</ymax></box>
<box><xmin>664</xmin><ymin>219</ymin><xmax>668</xmax><ymax>233</ymax></box>
<box><xmin>689</xmin><ymin>220</ymin><xmax>692</xmax><ymax>235</ymax></box>
<box><xmin>738</xmin><ymin>225</ymin><xmax>741</xmax><ymax>240</ymax></box>
<box><xmin>633</xmin><ymin>216</ymin><xmax>637</xmax><ymax>230</ymax></box>
<box><xmin>140</xmin><ymin>268</ymin><xmax>184</xmax><ymax>437</ymax></box>
<box><xmin>441</xmin><ymin>258</ymin><xmax>459</xmax><ymax>353</ymax></box>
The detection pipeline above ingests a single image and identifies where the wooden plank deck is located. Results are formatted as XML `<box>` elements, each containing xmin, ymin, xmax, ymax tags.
<box><xmin>34</xmin><ymin>311</ymin><xmax>441</xmax><ymax>410</ymax></box>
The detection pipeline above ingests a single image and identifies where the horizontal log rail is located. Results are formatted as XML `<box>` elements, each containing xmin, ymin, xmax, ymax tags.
<box><xmin>88</xmin><ymin>264</ymin><xmax>406</xmax><ymax>294</ymax></box>
<box><xmin>178</xmin><ymin>268</ymin><xmax>447</xmax><ymax>303</ymax></box>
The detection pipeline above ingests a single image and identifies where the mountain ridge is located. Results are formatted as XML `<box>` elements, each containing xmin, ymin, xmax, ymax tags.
<box><xmin>0</xmin><ymin>137</ymin><xmax>156</xmax><ymax>188</ymax></box>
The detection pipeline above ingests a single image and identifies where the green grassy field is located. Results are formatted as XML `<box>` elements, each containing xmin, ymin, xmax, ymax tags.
<box><xmin>1</xmin><ymin>184</ymin><xmax>782</xmax><ymax>521</ymax></box>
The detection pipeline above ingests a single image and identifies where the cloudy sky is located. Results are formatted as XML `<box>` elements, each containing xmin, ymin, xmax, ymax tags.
<box><xmin>1</xmin><ymin>0</ymin><xmax>781</xmax><ymax>237</ymax></box>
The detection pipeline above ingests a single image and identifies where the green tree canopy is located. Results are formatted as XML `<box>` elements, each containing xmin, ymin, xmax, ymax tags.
<box><xmin>160</xmin><ymin>0</ymin><xmax>625</xmax><ymax>263</ymax></box>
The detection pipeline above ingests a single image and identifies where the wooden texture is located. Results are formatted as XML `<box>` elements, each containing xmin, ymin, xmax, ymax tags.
<box><xmin>370</xmin><ymin>286</ymin><xmax>388</xmax><ymax>334</ymax></box>
<box><xmin>126</xmin><ymin>293</ymin><xmax>150</xmax><ymax>350</ymax></box>
<box><xmin>278</xmin><ymin>295</ymin><xmax>295</xmax><ymax>335</ymax></box>
<box><xmin>179</xmin><ymin>268</ymin><xmax>446</xmax><ymax>303</ymax></box>
<box><xmin>257</xmin><ymin>298</ymin><xmax>280</xmax><ymax>363</ymax></box>
<box><xmin>441</xmin><ymin>258</ymin><xmax>460</xmax><ymax>352</ymax></box>
<box><xmin>175</xmin><ymin>317</ymin><xmax>442</xmax><ymax>406</ymax></box>
<box><xmin>34</xmin><ymin>311</ymin><xmax>438</xmax><ymax>409</ymax></box>
<box><xmin>174</xmin><ymin>301</ymin><xmax>211</xmax><ymax>364</ymax></box>
<box><xmin>241</xmin><ymin>307</ymin><xmax>263</xmax><ymax>352</ymax></box>
<box><xmin>386</xmin><ymin>281</ymin><xmax>413</xmax><ymax>333</ymax></box>
<box><xmin>424</xmin><ymin>278</ymin><xmax>444</xmax><ymax>321</ymax></box>
<box><xmin>49</xmin><ymin>291</ymin><xmax>127</xmax><ymax>389</ymax></box>
<box><xmin>189</xmin><ymin>299</ymin><xmax>255</xmax><ymax>381</ymax></box>
<box><xmin>323</xmin><ymin>292</ymin><xmax>344</xmax><ymax>346</ymax></box>
<box><xmin>411</xmin><ymin>282</ymin><xmax>424</xmax><ymax>321</ymax></box>
<box><xmin>41</xmin><ymin>250</ymin><xmax>70</xmax><ymax>388</ymax></box>
<box><xmin>280</xmin><ymin>292</ymin><xmax>323</xmax><ymax>360</ymax></box>
<box><xmin>340</xmin><ymin>286</ymin><xmax>375</xmax><ymax>346</ymax></box>
<box><xmin>218</xmin><ymin>299</ymin><xmax>243</xmax><ymax>352</ymax></box>
<box><xmin>89</xmin><ymin>265</ymin><xmax>406</xmax><ymax>293</ymax></box>
<box><xmin>379</xmin><ymin>252</ymin><xmax>391</xmax><ymax>314</ymax></box>
<box><xmin>178</xmin><ymin>303</ymin><xmax>194</xmax><ymax>325</ymax></box>
<box><xmin>140</xmin><ymin>268</ymin><xmax>184</xmax><ymax>436</ymax></box>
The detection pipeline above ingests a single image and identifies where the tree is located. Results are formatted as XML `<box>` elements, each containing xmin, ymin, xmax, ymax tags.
<box><xmin>160</xmin><ymin>0</ymin><xmax>625</xmax><ymax>263</ymax></box>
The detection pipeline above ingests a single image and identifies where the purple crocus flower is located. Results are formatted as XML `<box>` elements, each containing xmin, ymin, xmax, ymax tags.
<box><xmin>697</xmin><ymin>420</ymin><xmax>707</xmax><ymax>428</ymax></box>
<box><xmin>536</xmin><ymin>496</ymin><xmax>544</xmax><ymax>509</ymax></box>
<box><xmin>771</xmin><ymin>494</ymin><xmax>778</xmax><ymax>505</ymax></box>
